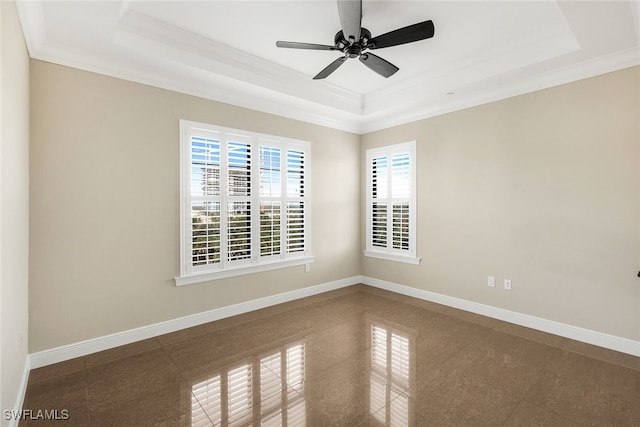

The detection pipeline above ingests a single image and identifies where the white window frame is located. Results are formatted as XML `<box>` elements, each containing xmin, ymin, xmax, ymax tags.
<box><xmin>176</xmin><ymin>120</ymin><xmax>313</xmax><ymax>285</ymax></box>
<box><xmin>364</xmin><ymin>141</ymin><xmax>420</xmax><ymax>265</ymax></box>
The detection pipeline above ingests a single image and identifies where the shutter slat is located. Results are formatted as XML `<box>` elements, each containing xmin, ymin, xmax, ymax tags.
<box><xmin>191</xmin><ymin>202</ymin><xmax>221</xmax><ymax>266</ymax></box>
<box><xmin>228</xmin><ymin>202</ymin><xmax>251</xmax><ymax>262</ymax></box>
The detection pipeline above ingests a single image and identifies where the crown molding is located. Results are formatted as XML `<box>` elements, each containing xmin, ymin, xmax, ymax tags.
<box><xmin>631</xmin><ymin>0</ymin><xmax>640</xmax><ymax>43</ymax></box>
<box><xmin>14</xmin><ymin>0</ymin><xmax>46</xmax><ymax>55</ymax></box>
<box><xmin>360</xmin><ymin>46</ymin><xmax>640</xmax><ymax>133</ymax></box>
<box><xmin>30</xmin><ymin>37</ymin><xmax>366</xmax><ymax>134</ymax></box>
<box><xmin>15</xmin><ymin>0</ymin><xmax>640</xmax><ymax>135</ymax></box>
<box><xmin>114</xmin><ymin>9</ymin><xmax>363</xmax><ymax>115</ymax></box>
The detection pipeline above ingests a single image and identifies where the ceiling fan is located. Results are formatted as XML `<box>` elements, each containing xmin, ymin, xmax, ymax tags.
<box><xmin>276</xmin><ymin>0</ymin><xmax>435</xmax><ymax>80</ymax></box>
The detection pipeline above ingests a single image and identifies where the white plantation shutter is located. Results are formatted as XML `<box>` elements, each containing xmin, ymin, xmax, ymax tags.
<box><xmin>227</xmin><ymin>201</ymin><xmax>251</xmax><ymax>262</ymax></box>
<box><xmin>260</xmin><ymin>202</ymin><xmax>281</xmax><ymax>257</ymax></box>
<box><xmin>191</xmin><ymin>201</ymin><xmax>221</xmax><ymax>266</ymax></box>
<box><xmin>259</xmin><ymin>146</ymin><xmax>282</xmax><ymax>258</ymax></box>
<box><xmin>190</xmin><ymin>134</ymin><xmax>222</xmax><ymax>267</ymax></box>
<box><xmin>365</xmin><ymin>141</ymin><xmax>419</xmax><ymax>264</ymax></box>
<box><xmin>178</xmin><ymin>121</ymin><xmax>313</xmax><ymax>284</ymax></box>
<box><xmin>286</xmin><ymin>149</ymin><xmax>306</xmax><ymax>254</ymax></box>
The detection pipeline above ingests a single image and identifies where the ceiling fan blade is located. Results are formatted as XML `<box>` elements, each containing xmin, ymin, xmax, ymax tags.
<box><xmin>276</xmin><ymin>41</ymin><xmax>340</xmax><ymax>51</ymax></box>
<box><xmin>359</xmin><ymin>53</ymin><xmax>399</xmax><ymax>78</ymax></box>
<box><xmin>313</xmin><ymin>56</ymin><xmax>347</xmax><ymax>80</ymax></box>
<box><xmin>368</xmin><ymin>20</ymin><xmax>435</xmax><ymax>50</ymax></box>
<box><xmin>337</xmin><ymin>0</ymin><xmax>362</xmax><ymax>44</ymax></box>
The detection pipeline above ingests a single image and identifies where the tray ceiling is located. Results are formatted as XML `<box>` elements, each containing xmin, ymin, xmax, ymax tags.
<box><xmin>17</xmin><ymin>1</ymin><xmax>640</xmax><ymax>133</ymax></box>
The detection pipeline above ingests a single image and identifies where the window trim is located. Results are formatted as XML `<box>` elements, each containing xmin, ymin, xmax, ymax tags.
<box><xmin>176</xmin><ymin>120</ymin><xmax>313</xmax><ymax>286</ymax></box>
<box><xmin>364</xmin><ymin>141</ymin><xmax>420</xmax><ymax>265</ymax></box>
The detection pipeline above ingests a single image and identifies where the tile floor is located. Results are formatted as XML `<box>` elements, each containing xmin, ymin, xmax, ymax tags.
<box><xmin>20</xmin><ymin>285</ymin><xmax>640</xmax><ymax>426</ymax></box>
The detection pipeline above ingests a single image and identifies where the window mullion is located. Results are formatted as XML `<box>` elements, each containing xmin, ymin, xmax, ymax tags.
<box><xmin>250</xmin><ymin>139</ymin><xmax>260</xmax><ymax>264</ymax></box>
<box><xmin>386</xmin><ymin>158</ymin><xmax>393</xmax><ymax>249</ymax></box>
<box><xmin>220</xmin><ymin>134</ymin><xmax>229</xmax><ymax>269</ymax></box>
<box><xmin>280</xmin><ymin>144</ymin><xmax>289</xmax><ymax>259</ymax></box>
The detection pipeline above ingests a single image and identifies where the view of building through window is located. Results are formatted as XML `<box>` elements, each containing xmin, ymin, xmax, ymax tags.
<box><xmin>179</xmin><ymin>121</ymin><xmax>312</xmax><ymax>283</ymax></box>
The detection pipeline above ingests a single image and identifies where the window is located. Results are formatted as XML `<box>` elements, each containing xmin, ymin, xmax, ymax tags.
<box><xmin>177</xmin><ymin>120</ymin><xmax>313</xmax><ymax>285</ymax></box>
<box><xmin>365</xmin><ymin>141</ymin><xmax>420</xmax><ymax>264</ymax></box>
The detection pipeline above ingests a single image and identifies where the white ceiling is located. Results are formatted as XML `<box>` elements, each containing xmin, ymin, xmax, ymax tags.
<box><xmin>16</xmin><ymin>1</ymin><xmax>640</xmax><ymax>133</ymax></box>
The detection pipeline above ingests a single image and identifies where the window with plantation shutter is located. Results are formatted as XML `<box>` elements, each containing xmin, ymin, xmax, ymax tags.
<box><xmin>177</xmin><ymin>120</ymin><xmax>313</xmax><ymax>285</ymax></box>
<box><xmin>365</xmin><ymin>141</ymin><xmax>420</xmax><ymax>264</ymax></box>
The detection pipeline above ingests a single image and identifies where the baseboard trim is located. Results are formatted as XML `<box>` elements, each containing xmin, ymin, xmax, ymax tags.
<box><xmin>361</xmin><ymin>276</ymin><xmax>640</xmax><ymax>357</ymax></box>
<box><xmin>8</xmin><ymin>356</ymin><xmax>31</xmax><ymax>427</ymax></box>
<box><xmin>28</xmin><ymin>274</ymin><xmax>639</xmax><ymax>369</ymax></box>
<box><xmin>29</xmin><ymin>276</ymin><xmax>360</xmax><ymax>369</ymax></box>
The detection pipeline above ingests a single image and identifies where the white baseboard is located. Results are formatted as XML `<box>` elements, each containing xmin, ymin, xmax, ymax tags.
<box><xmin>29</xmin><ymin>276</ymin><xmax>360</xmax><ymax>369</ymax></box>
<box><xmin>28</xmin><ymin>274</ymin><xmax>639</xmax><ymax>370</ymax></box>
<box><xmin>360</xmin><ymin>276</ymin><xmax>640</xmax><ymax>357</ymax></box>
<box><xmin>8</xmin><ymin>356</ymin><xmax>31</xmax><ymax>427</ymax></box>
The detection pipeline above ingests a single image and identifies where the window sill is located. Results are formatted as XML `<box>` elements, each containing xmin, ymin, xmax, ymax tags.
<box><xmin>363</xmin><ymin>250</ymin><xmax>421</xmax><ymax>265</ymax></box>
<box><xmin>175</xmin><ymin>256</ymin><xmax>315</xmax><ymax>286</ymax></box>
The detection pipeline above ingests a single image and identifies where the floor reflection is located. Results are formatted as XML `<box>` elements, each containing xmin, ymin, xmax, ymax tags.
<box><xmin>368</xmin><ymin>318</ymin><xmax>416</xmax><ymax>427</ymax></box>
<box><xmin>191</xmin><ymin>341</ymin><xmax>306</xmax><ymax>426</ymax></box>
<box><xmin>23</xmin><ymin>287</ymin><xmax>640</xmax><ymax>426</ymax></box>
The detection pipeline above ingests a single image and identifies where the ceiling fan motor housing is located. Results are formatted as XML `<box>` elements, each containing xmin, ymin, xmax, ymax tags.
<box><xmin>335</xmin><ymin>28</ymin><xmax>372</xmax><ymax>57</ymax></box>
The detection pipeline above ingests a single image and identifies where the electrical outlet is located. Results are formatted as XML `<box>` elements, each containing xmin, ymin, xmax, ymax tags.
<box><xmin>504</xmin><ymin>279</ymin><xmax>512</xmax><ymax>290</ymax></box>
<box><xmin>487</xmin><ymin>276</ymin><xmax>495</xmax><ymax>288</ymax></box>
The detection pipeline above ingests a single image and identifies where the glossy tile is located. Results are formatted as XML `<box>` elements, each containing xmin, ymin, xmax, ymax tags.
<box><xmin>86</xmin><ymin>348</ymin><xmax>181</xmax><ymax>412</ymax></box>
<box><xmin>297</xmin><ymin>337</ymin><xmax>344</xmax><ymax>379</ymax></box>
<box><xmin>19</xmin><ymin>284</ymin><xmax>640</xmax><ymax>426</ymax></box>
<box><xmin>163</xmin><ymin>329</ymin><xmax>250</xmax><ymax>383</ymax></box>
<box><xmin>19</xmin><ymin>405</ymin><xmax>91</xmax><ymax>427</ymax></box>
<box><xmin>503</xmin><ymin>400</ymin><xmax>581</xmax><ymax>427</ymax></box>
<box><xmin>22</xmin><ymin>371</ymin><xmax>87</xmax><ymax>414</ymax></box>
<box><xmin>415</xmin><ymin>371</ymin><xmax>521</xmax><ymax>426</ymax></box>
<box><xmin>304</xmin><ymin>353</ymin><xmax>387</xmax><ymax>426</ymax></box>
<box><xmin>156</xmin><ymin>309</ymin><xmax>266</xmax><ymax>346</ymax></box>
<box><xmin>544</xmin><ymin>349</ymin><xmax>640</xmax><ymax>400</ymax></box>
<box><xmin>561</xmin><ymin>338</ymin><xmax>640</xmax><ymax>371</ymax></box>
<box><xmin>525</xmin><ymin>370</ymin><xmax>640</xmax><ymax>426</ymax></box>
<box><xmin>84</xmin><ymin>337</ymin><xmax>162</xmax><ymax>368</ymax></box>
<box><xmin>90</xmin><ymin>382</ymin><xmax>194</xmax><ymax>427</ymax></box>
<box><xmin>493</xmin><ymin>321</ymin><xmax>568</xmax><ymax>348</ymax></box>
<box><xmin>27</xmin><ymin>357</ymin><xmax>85</xmax><ymax>385</ymax></box>
<box><xmin>308</xmin><ymin>319</ymin><xmax>369</xmax><ymax>360</ymax></box>
<box><xmin>269</xmin><ymin>304</ymin><xmax>347</xmax><ymax>335</ymax></box>
<box><xmin>442</xmin><ymin>307</ymin><xmax>501</xmax><ymax>328</ymax></box>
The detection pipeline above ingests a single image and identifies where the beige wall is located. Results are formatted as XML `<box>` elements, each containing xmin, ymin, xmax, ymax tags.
<box><xmin>1</xmin><ymin>0</ymin><xmax>30</xmax><ymax>422</ymax></box>
<box><xmin>29</xmin><ymin>60</ymin><xmax>361</xmax><ymax>352</ymax></box>
<box><xmin>362</xmin><ymin>66</ymin><xmax>640</xmax><ymax>341</ymax></box>
<box><xmin>28</xmin><ymin>56</ymin><xmax>639</xmax><ymax>353</ymax></box>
